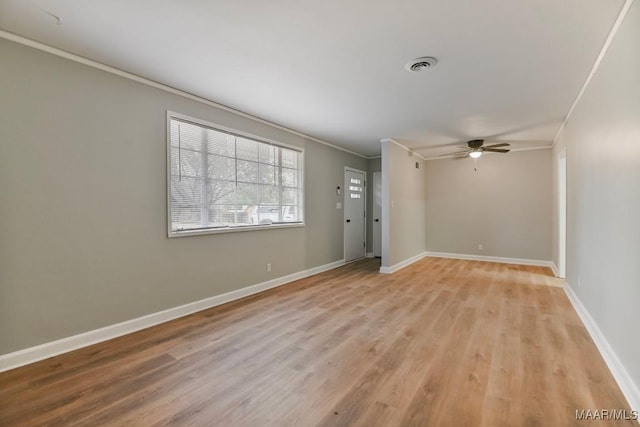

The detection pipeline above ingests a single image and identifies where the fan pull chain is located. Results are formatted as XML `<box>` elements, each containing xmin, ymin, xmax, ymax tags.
<box><xmin>474</xmin><ymin>157</ymin><xmax>478</xmax><ymax>172</ymax></box>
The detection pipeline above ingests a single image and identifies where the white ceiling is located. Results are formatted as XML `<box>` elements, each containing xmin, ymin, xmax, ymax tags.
<box><xmin>0</xmin><ymin>0</ymin><xmax>624</xmax><ymax>157</ymax></box>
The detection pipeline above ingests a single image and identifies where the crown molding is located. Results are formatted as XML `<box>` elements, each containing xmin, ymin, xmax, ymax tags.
<box><xmin>551</xmin><ymin>0</ymin><xmax>635</xmax><ymax>147</ymax></box>
<box><xmin>0</xmin><ymin>29</ymin><xmax>370</xmax><ymax>159</ymax></box>
<box><xmin>380</xmin><ymin>138</ymin><xmax>426</xmax><ymax>161</ymax></box>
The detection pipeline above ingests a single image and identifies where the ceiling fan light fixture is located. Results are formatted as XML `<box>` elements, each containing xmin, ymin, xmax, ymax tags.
<box><xmin>469</xmin><ymin>150</ymin><xmax>482</xmax><ymax>159</ymax></box>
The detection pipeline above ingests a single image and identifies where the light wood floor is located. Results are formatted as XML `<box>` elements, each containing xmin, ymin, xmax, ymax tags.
<box><xmin>0</xmin><ymin>258</ymin><xmax>634</xmax><ymax>426</ymax></box>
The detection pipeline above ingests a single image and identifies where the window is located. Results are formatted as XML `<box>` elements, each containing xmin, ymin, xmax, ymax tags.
<box><xmin>167</xmin><ymin>113</ymin><xmax>304</xmax><ymax>236</ymax></box>
<box><xmin>349</xmin><ymin>179</ymin><xmax>363</xmax><ymax>199</ymax></box>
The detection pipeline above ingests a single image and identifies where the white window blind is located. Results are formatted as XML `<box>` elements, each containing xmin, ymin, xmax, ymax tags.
<box><xmin>168</xmin><ymin>115</ymin><xmax>304</xmax><ymax>235</ymax></box>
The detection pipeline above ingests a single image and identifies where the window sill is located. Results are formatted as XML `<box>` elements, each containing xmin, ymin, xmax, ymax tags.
<box><xmin>168</xmin><ymin>222</ymin><xmax>305</xmax><ymax>238</ymax></box>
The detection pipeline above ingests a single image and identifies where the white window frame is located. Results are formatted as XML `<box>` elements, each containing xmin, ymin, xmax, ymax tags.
<box><xmin>166</xmin><ymin>111</ymin><xmax>305</xmax><ymax>237</ymax></box>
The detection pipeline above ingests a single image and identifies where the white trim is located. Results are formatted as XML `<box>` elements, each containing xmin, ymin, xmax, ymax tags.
<box><xmin>344</xmin><ymin>167</ymin><xmax>367</xmax><ymax>262</ymax></box>
<box><xmin>380</xmin><ymin>138</ymin><xmax>426</xmax><ymax>161</ymax></box>
<box><xmin>166</xmin><ymin>111</ymin><xmax>306</xmax><ymax>238</ymax></box>
<box><xmin>564</xmin><ymin>284</ymin><xmax>640</xmax><ymax>414</ymax></box>
<box><xmin>550</xmin><ymin>262</ymin><xmax>560</xmax><ymax>278</ymax></box>
<box><xmin>344</xmin><ymin>166</ymin><xmax>368</xmax><ymax>174</ymax></box>
<box><xmin>551</xmin><ymin>0</ymin><xmax>635</xmax><ymax>147</ymax></box>
<box><xmin>556</xmin><ymin>148</ymin><xmax>567</xmax><ymax>278</ymax></box>
<box><xmin>0</xmin><ymin>259</ymin><xmax>346</xmax><ymax>373</ymax></box>
<box><xmin>168</xmin><ymin>111</ymin><xmax>306</xmax><ymax>153</ymax></box>
<box><xmin>169</xmin><ymin>222</ymin><xmax>305</xmax><ymax>238</ymax></box>
<box><xmin>0</xmin><ymin>29</ymin><xmax>367</xmax><ymax>160</ymax></box>
<box><xmin>380</xmin><ymin>141</ymin><xmax>391</xmax><ymax>267</ymax></box>
<box><xmin>425</xmin><ymin>251</ymin><xmax>554</xmax><ymax>269</ymax></box>
<box><xmin>366</xmin><ymin>252</ymin><xmax>375</xmax><ymax>258</ymax></box>
<box><xmin>379</xmin><ymin>252</ymin><xmax>427</xmax><ymax>274</ymax></box>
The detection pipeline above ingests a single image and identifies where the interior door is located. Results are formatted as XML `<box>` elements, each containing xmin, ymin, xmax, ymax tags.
<box><xmin>373</xmin><ymin>171</ymin><xmax>382</xmax><ymax>257</ymax></box>
<box><xmin>344</xmin><ymin>169</ymin><xmax>366</xmax><ymax>262</ymax></box>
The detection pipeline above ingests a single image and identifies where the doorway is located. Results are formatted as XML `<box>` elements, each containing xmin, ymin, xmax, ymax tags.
<box><xmin>344</xmin><ymin>168</ymin><xmax>366</xmax><ymax>262</ymax></box>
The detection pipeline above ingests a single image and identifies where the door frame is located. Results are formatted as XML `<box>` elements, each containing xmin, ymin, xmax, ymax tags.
<box><xmin>344</xmin><ymin>167</ymin><xmax>367</xmax><ymax>263</ymax></box>
<box><xmin>557</xmin><ymin>149</ymin><xmax>567</xmax><ymax>278</ymax></box>
<box><xmin>372</xmin><ymin>171</ymin><xmax>382</xmax><ymax>257</ymax></box>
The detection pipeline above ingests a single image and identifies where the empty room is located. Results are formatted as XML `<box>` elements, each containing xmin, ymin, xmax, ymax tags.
<box><xmin>1</xmin><ymin>0</ymin><xmax>639</xmax><ymax>426</ymax></box>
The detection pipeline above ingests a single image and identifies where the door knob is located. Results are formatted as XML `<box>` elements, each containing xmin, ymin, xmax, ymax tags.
<box><xmin>374</xmin><ymin>218</ymin><xmax>379</xmax><ymax>222</ymax></box>
<box><xmin>346</xmin><ymin>219</ymin><xmax>351</xmax><ymax>223</ymax></box>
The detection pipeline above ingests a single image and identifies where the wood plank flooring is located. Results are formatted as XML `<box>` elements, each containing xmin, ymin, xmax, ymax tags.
<box><xmin>0</xmin><ymin>257</ymin><xmax>635</xmax><ymax>426</ymax></box>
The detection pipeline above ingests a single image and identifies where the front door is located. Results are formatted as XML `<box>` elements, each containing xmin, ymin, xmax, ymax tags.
<box><xmin>344</xmin><ymin>169</ymin><xmax>366</xmax><ymax>262</ymax></box>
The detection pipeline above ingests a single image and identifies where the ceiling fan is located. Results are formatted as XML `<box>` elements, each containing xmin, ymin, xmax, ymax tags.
<box><xmin>441</xmin><ymin>139</ymin><xmax>511</xmax><ymax>159</ymax></box>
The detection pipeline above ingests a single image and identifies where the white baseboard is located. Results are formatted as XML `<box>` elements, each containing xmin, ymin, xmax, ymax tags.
<box><xmin>550</xmin><ymin>262</ymin><xmax>558</xmax><ymax>277</ymax></box>
<box><xmin>380</xmin><ymin>252</ymin><xmax>427</xmax><ymax>274</ymax></box>
<box><xmin>565</xmin><ymin>284</ymin><xmax>640</xmax><ymax>414</ymax></box>
<box><xmin>425</xmin><ymin>251</ymin><xmax>554</xmax><ymax>269</ymax></box>
<box><xmin>0</xmin><ymin>259</ymin><xmax>346</xmax><ymax>373</ymax></box>
<box><xmin>365</xmin><ymin>252</ymin><xmax>375</xmax><ymax>258</ymax></box>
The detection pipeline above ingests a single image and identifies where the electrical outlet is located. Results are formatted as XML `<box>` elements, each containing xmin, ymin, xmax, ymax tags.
<box><xmin>478</xmin><ymin>244</ymin><xmax>483</xmax><ymax>250</ymax></box>
<box><xmin>266</xmin><ymin>263</ymin><xmax>272</xmax><ymax>272</ymax></box>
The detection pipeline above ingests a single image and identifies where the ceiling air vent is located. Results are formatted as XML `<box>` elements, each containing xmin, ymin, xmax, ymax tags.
<box><xmin>405</xmin><ymin>56</ymin><xmax>438</xmax><ymax>72</ymax></box>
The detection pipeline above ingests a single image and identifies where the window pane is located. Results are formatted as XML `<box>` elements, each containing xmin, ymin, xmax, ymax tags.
<box><xmin>281</xmin><ymin>148</ymin><xmax>298</xmax><ymax>168</ymax></box>
<box><xmin>282</xmin><ymin>188</ymin><xmax>298</xmax><ymax>205</ymax></box>
<box><xmin>258</xmin><ymin>144</ymin><xmax>276</xmax><ymax>165</ymax></box>
<box><xmin>208</xmin><ymin>180</ymin><xmax>236</xmax><ymax>205</ymax></box>
<box><xmin>172</xmin><ymin>205</ymin><xmax>201</xmax><ymax>230</ymax></box>
<box><xmin>282</xmin><ymin>168</ymin><xmax>298</xmax><ymax>187</ymax></box>
<box><xmin>236</xmin><ymin>183</ymin><xmax>258</xmax><ymax>205</ymax></box>
<box><xmin>282</xmin><ymin>205</ymin><xmax>300</xmax><ymax>222</ymax></box>
<box><xmin>173</xmin><ymin>121</ymin><xmax>204</xmax><ymax>151</ymax></box>
<box><xmin>250</xmin><ymin>205</ymin><xmax>279</xmax><ymax>224</ymax></box>
<box><xmin>209</xmin><ymin>205</ymin><xmax>237</xmax><ymax>226</ymax></box>
<box><xmin>207</xmin><ymin>155</ymin><xmax>235</xmax><ymax>181</ymax></box>
<box><xmin>206</xmin><ymin>130</ymin><xmax>235</xmax><ymax>157</ymax></box>
<box><xmin>176</xmin><ymin>149</ymin><xmax>203</xmax><ymax>177</ymax></box>
<box><xmin>236</xmin><ymin>137</ymin><xmax>258</xmax><ymax>161</ymax></box>
<box><xmin>171</xmin><ymin>176</ymin><xmax>202</xmax><ymax>205</ymax></box>
<box><xmin>170</xmin><ymin>120</ymin><xmax>180</xmax><ymax>149</ymax></box>
<box><xmin>171</xmin><ymin>175</ymin><xmax>203</xmax><ymax>230</ymax></box>
<box><xmin>259</xmin><ymin>164</ymin><xmax>276</xmax><ymax>185</ymax></box>
<box><xmin>230</xmin><ymin>205</ymin><xmax>252</xmax><ymax>225</ymax></box>
<box><xmin>259</xmin><ymin>185</ymin><xmax>279</xmax><ymax>204</ymax></box>
<box><xmin>170</xmin><ymin>147</ymin><xmax>180</xmax><ymax>175</ymax></box>
<box><xmin>237</xmin><ymin>160</ymin><xmax>259</xmax><ymax>183</ymax></box>
<box><xmin>169</xmin><ymin>116</ymin><xmax>304</xmax><ymax>233</ymax></box>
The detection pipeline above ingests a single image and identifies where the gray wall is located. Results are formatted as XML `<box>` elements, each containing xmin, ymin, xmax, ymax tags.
<box><xmin>381</xmin><ymin>141</ymin><xmax>426</xmax><ymax>268</ymax></box>
<box><xmin>553</xmin><ymin>0</ymin><xmax>640</xmax><ymax>392</ymax></box>
<box><xmin>425</xmin><ymin>149</ymin><xmax>552</xmax><ymax>261</ymax></box>
<box><xmin>0</xmin><ymin>39</ymin><xmax>367</xmax><ymax>354</ymax></box>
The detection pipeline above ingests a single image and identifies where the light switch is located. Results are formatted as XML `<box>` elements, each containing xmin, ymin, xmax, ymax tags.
<box><xmin>336</xmin><ymin>202</ymin><xmax>342</xmax><ymax>209</ymax></box>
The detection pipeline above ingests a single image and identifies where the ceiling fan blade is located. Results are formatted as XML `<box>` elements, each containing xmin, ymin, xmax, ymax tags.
<box><xmin>483</xmin><ymin>143</ymin><xmax>510</xmax><ymax>148</ymax></box>
<box><xmin>482</xmin><ymin>148</ymin><xmax>510</xmax><ymax>153</ymax></box>
<box><xmin>437</xmin><ymin>150</ymin><xmax>470</xmax><ymax>157</ymax></box>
